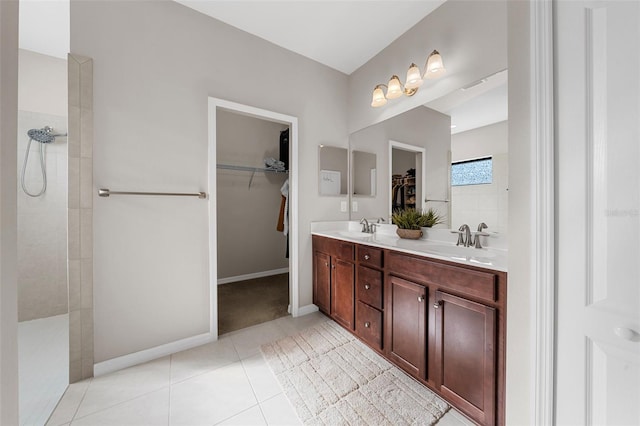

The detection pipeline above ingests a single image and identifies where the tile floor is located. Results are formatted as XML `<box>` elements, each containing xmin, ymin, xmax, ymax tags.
<box><xmin>46</xmin><ymin>312</ymin><xmax>474</xmax><ymax>426</ymax></box>
<box><xmin>20</xmin><ymin>313</ymin><xmax>69</xmax><ymax>426</ymax></box>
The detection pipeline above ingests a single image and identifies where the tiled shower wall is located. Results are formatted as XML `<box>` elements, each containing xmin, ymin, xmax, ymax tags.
<box><xmin>17</xmin><ymin>111</ymin><xmax>68</xmax><ymax>322</ymax></box>
<box><xmin>450</xmin><ymin>152</ymin><xmax>509</xmax><ymax>235</ymax></box>
<box><xmin>68</xmin><ymin>54</ymin><xmax>93</xmax><ymax>382</ymax></box>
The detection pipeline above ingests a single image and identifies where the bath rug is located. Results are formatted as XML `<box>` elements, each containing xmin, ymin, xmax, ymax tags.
<box><xmin>261</xmin><ymin>320</ymin><xmax>450</xmax><ymax>425</ymax></box>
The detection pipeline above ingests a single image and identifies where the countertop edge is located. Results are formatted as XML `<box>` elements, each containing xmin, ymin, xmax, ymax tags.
<box><xmin>311</xmin><ymin>230</ymin><xmax>508</xmax><ymax>273</ymax></box>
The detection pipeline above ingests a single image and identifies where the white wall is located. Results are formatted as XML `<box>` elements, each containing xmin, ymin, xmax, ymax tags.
<box><xmin>18</xmin><ymin>49</ymin><xmax>67</xmax><ymax>117</ymax></box>
<box><xmin>71</xmin><ymin>0</ymin><xmax>349</xmax><ymax>363</ymax></box>
<box><xmin>17</xmin><ymin>50</ymin><xmax>68</xmax><ymax>322</ymax></box>
<box><xmin>0</xmin><ymin>1</ymin><xmax>20</xmax><ymax>423</ymax></box>
<box><xmin>216</xmin><ymin>109</ymin><xmax>289</xmax><ymax>280</ymax></box>
<box><xmin>348</xmin><ymin>106</ymin><xmax>450</xmax><ymax>220</ymax></box>
<box><xmin>451</xmin><ymin>121</ymin><xmax>508</xmax><ymax>234</ymax></box>
<box><xmin>347</xmin><ymin>0</ymin><xmax>507</xmax><ymax>134</ymax></box>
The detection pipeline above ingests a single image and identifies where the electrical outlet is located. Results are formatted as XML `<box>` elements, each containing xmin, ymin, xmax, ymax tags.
<box><xmin>340</xmin><ymin>201</ymin><xmax>347</xmax><ymax>212</ymax></box>
<box><xmin>352</xmin><ymin>201</ymin><xmax>358</xmax><ymax>212</ymax></box>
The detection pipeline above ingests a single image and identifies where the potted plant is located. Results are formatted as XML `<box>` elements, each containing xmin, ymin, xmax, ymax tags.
<box><xmin>392</xmin><ymin>208</ymin><xmax>445</xmax><ymax>239</ymax></box>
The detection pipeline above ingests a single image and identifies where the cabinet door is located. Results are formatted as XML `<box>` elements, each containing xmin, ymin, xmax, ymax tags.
<box><xmin>387</xmin><ymin>276</ymin><xmax>427</xmax><ymax>378</ymax></box>
<box><xmin>331</xmin><ymin>258</ymin><xmax>355</xmax><ymax>329</ymax></box>
<box><xmin>434</xmin><ymin>291</ymin><xmax>496</xmax><ymax>426</ymax></box>
<box><xmin>313</xmin><ymin>251</ymin><xmax>331</xmax><ymax>314</ymax></box>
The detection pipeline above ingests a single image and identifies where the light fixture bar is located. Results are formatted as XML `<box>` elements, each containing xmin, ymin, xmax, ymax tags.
<box><xmin>371</xmin><ymin>49</ymin><xmax>446</xmax><ymax>108</ymax></box>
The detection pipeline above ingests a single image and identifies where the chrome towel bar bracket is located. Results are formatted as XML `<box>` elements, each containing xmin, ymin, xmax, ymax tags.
<box><xmin>98</xmin><ymin>188</ymin><xmax>207</xmax><ymax>199</ymax></box>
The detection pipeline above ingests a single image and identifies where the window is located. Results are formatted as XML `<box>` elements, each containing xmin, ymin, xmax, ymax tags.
<box><xmin>451</xmin><ymin>157</ymin><xmax>492</xmax><ymax>186</ymax></box>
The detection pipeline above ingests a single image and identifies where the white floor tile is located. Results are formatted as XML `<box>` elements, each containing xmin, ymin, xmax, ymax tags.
<box><xmin>170</xmin><ymin>361</ymin><xmax>257</xmax><ymax>425</ymax></box>
<box><xmin>19</xmin><ymin>314</ymin><xmax>69</xmax><ymax>426</ymax></box>
<box><xmin>229</xmin><ymin>322</ymin><xmax>286</xmax><ymax>360</ymax></box>
<box><xmin>46</xmin><ymin>380</ymin><xmax>91</xmax><ymax>426</ymax></box>
<box><xmin>75</xmin><ymin>357</ymin><xmax>171</xmax><ymax>419</ymax></box>
<box><xmin>241</xmin><ymin>354</ymin><xmax>282</xmax><ymax>403</ymax></box>
<box><xmin>447</xmin><ymin>408</ymin><xmax>476</xmax><ymax>425</ymax></box>
<box><xmin>259</xmin><ymin>393</ymin><xmax>301</xmax><ymax>426</ymax></box>
<box><xmin>216</xmin><ymin>405</ymin><xmax>266</xmax><ymax>426</ymax></box>
<box><xmin>170</xmin><ymin>336</ymin><xmax>239</xmax><ymax>384</ymax></box>
<box><xmin>274</xmin><ymin>311</ymin><xmax>329</xmax><ymax>336</ymax></box>
<box><xmin>71</xmin><ymin>388</ymin><xmax>169</xmax><ymax>426</ymax></box>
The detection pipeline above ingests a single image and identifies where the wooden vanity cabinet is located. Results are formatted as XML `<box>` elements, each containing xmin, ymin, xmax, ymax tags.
<box><xmin>354</xmin><ymin>245</ymin><xmax>384</xmax><ymax>351</ymax></box>
<box><xmin>386</xmin><ymin>275</ymin><xmax>427</xmax><ymax>379</ymax></box>
<box><xmin>313</xmin><ymin>251</ymin><xmax>331</xmax><ymax>313</ymax></box>
<box><xmin>331</xmin><ymin>259</ymin><xmax>355</xmax><ymax>329</ymax></box>
<box><xmin>312</xmin><ymin>235</ymin><xmax>506</xmax><ymax>426</ymax></box>
<box><xmin>312</xmin><ymin>235</ymin><xmax>355</xmax><ymax>329</ymax></box>
<box><xmin>434</xmin><ymin>291</ymin><xmax>496</xmax><ymax>426</ymax></box>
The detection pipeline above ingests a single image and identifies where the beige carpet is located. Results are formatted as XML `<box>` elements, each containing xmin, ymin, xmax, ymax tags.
<box><xmin>261</xmin><ymin>321</ymin><xmax>450</xmax><ymax>425</ymax></box>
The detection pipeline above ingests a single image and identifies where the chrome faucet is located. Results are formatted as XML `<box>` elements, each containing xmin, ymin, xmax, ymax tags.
<box><xmin>451</xmin><ymin>224</ymin><xmax>472</xmax><ymax>246</ymax></box>
<box><xmin>459</xmin><ymin>224</ymin><xmax>472</xmax><ymax>247</ymax></box>
<box><xmin>474</xmin><ymin>222</ymin><xmax>489</xmax><ymax>248</ymax></box>
<box><xmin>360</xmin><ymin>218</ymin><xmax>371</xmax><ymax>233</ymax></box>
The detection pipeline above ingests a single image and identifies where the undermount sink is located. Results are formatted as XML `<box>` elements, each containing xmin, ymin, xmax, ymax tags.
<box><xmin>338</xmin><ymin>230</ymin><xmax>373</xmax><ymax>239</ymax></box>
<box><xmin>420</xmin><ymin>243</ymin><xmax>497</xmax><ymax>259</ymax></box>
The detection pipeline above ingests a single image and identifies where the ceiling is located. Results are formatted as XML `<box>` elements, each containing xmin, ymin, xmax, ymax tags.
<box><xmin>19</xmin><ymin>0</ymin><xmax>70</xmax><ymax>59</ymax></box>
<box><xmin>18</xmin><ymin>0</ymin><xmax>506</xmax><ymax>133</ymax></box>
<box><xmin>175</xmin><ymin>0</ymin><xmax>446</xmax><ymax>75</ymax></box>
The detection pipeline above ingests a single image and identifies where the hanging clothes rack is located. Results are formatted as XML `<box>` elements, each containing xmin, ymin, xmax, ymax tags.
<box><xmin>216</xmin><ymin>163</ymin><xmax>288</xmax><ymax>189</ymax></box>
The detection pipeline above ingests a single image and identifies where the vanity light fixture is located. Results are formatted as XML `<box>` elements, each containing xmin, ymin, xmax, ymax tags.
<box><xmin>371</xmin><ymin>49</ymin><xmax>446</xmax><ymax>107</ymax></box>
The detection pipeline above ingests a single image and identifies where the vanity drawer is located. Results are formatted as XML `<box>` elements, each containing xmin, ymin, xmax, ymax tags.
<box><xmin>313</xmin><ymin>235</ymin><xmax>354</xmax><ymax>261</ymax></box>
<box><xmin>357</xmin><ymin>245</ymin><xmax>383</xmax><ymax>268</ymax></box>
<box><xmin>388</xmin><ymin>252</ymin><xmax>497</xmax><ymax>303</ymax></box>
<box><xmin>356</xmin><ymin>301</ymin><xmax>382</xmax><ymax>351</ymax></box>
<box><xmin>357</xmin><ymin>266</ymin><xmax>383</xmax><ymax>310</ymax></box>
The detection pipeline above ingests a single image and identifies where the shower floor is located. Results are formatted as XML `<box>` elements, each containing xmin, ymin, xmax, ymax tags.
<box><xmin>19</xmin><ymin>313</ymin><xmax>68</xmax><ymax>426</ymax></box>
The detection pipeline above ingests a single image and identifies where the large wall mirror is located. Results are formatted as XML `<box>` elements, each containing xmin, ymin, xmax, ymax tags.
<box><xmin>352</xmin><ymin>150</ymin><xmax>377</xmax><ymax>197</ymax></box>
<box><xmin>348</xmin><ymin>70</ymin><xmax>508</xmax><ymax>234</ymax></box>
<box><xmin>318</xmin><ymin>145</ymin><xmax>348</xmax><ymax>196</ymax></box>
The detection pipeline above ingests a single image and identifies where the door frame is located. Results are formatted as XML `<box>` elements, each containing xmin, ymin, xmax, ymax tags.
<box><xmin>531</xmin><ymin>0</ymin><xmax>554</xmax><ymax>424</ymax></box>
<box><xmin>207</xmin><ymin>97</ymin><xmax>299</xmax><ymax>339</ymax></box>
<box><xmin>388</xmin><ymin>140</ymin><xmax>427</xmax><ymax>218</ymax></box>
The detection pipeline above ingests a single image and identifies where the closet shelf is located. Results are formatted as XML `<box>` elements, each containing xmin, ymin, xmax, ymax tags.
<box><xmin>216</xmin><ymin>163</ymin><xmax>288</xmax><ymax>189</ymax></box>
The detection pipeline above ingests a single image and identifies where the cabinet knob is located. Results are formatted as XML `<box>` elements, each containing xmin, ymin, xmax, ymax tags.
<box><xmin>433</xmin><ymin>301</ymin><xmax>442</xmax><ymax>309</ymax></box>
<box><xmin>417</xmin><ymin>296</ymin><xmax>425</xmax><ymax>302</ymax></box>
<box><xmin>364</xmin><ymin>322</ymin><xmax>371</xmax><ymax>328</ymax></box>
<box><xmin>364</xmin><ymin>284</ymin><xmax>371</xmax><ymax>290</ymax></box>
<box><xmin>325</xmin><ymin>262</ymin><xmax>329</xmax><ymax>267</ymax></box>
<box><xmin>332</xmin><ymin>265</ymin><xmax>336</xmax><ymax>269</ymax></box>
<box><xmin>364</xmin><ymin>254</ymin><xmax>370</xmax><ymax>260</ymax></box>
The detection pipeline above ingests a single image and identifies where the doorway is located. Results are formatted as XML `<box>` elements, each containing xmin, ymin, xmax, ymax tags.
<box><xmin>208</xmin><ymin>98</ymin><xmax>299</xmax><ymax>339</ymax></box>
<box><xmin>388</xmin><ymin>140</ymin><xmax>426</xmax><ymax>218</ymax></box>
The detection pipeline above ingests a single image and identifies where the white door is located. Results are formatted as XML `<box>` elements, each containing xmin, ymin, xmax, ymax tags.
<box><xmin>556</xmin><ymin>1</ymin><xmax>640</xmax><ymax>425</ymax></box>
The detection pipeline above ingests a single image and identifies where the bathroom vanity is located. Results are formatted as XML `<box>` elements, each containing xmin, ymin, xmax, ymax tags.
<box><xmin>311</xmin><ymin>226</ymin><xmax>507</xmax><ymax>426</ymax></box>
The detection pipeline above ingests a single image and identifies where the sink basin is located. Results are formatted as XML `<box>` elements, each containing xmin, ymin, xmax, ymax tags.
<box><xmin>420</xmin><ymin>244</ymin><xmax>497</xmax><ymax>259</ymax></box>
<box><xmin>338</xmin><ymin>230</ymin><xmax>374</xmax><ymax>239</ymax></box>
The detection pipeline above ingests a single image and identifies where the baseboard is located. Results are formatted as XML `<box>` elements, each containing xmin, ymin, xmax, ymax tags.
<box><xmin>296</xmin><ymin>304</ymin><xmax>319</xmax><ymax>317</ymax></box>
<box><xmin>217</xmin><ymin>268</ymin><xmax>289</xmax><ymax>285</ymax></box>
<box><xmin>94</xmin><ymin>331</ymin><xmax>215</xmax><ymax>377</ymax></box>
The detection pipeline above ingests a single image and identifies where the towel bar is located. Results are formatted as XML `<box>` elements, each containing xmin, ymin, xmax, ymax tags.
<box><xmin>98</xmin><ymin>188</ymin><xmax>207</xmax><ymax>199</ymax></box>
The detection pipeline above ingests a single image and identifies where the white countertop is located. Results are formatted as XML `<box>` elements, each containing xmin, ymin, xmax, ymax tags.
<box><xmin>311</xmin><ymin>221</ymin><xmax>508</xmax><ymax>273</ymax></box>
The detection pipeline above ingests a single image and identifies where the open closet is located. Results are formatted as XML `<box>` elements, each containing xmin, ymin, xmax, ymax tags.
<box><xmin>391</xmin><ymin>146</ymin><xmax>422</xmax><ymax>212</ymax></box>
<box><xmin>215</xmin><ymin>109</ymin><xmax>291</xmax><ymax>335</ymax></box>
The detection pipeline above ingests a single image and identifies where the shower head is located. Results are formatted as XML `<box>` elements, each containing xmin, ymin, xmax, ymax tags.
<box><xmin>27</xmin><ymin>126</ymin><xmax>67</xmax><ymax>144</ymax></box>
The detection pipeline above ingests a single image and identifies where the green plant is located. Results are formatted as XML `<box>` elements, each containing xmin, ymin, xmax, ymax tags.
<box><xmin>422</xmin><ymin>207</ymin><xmax>445</xmax><ymax>228</ymax></box>
<box><xmin>392</xmin><ymin>208</ymin><xmax>445</xmax><ymax>229</ymax></box>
